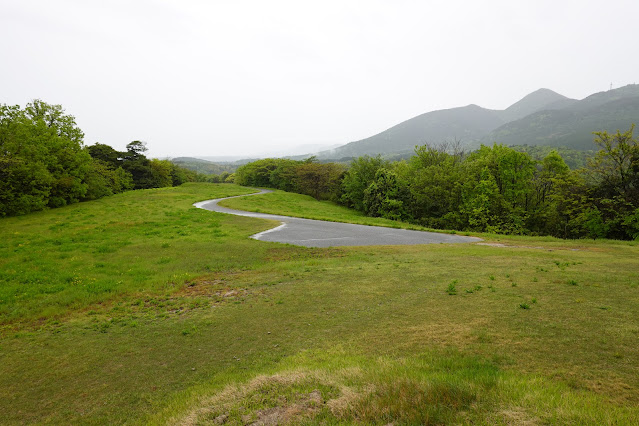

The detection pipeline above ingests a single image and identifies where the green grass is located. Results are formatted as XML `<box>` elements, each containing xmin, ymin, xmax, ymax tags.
<box><xmin>0</xmin><ymin>184</ymin><xmax>265</xmax><ymax>327</ymax></box>
<box><xmin>1</xmin><ymin>183</ymin><xmax>639</xmax><ymax>424</ymax></box>
<box><xmin>219</xmin><ymin>189</ymin><xmax>443</xmax><ymax>231</ymax></box>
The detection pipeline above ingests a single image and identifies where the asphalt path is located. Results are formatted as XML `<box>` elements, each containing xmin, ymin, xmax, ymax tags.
<box><xmin>194</xmin><ymin>190</ymin><xmax>482</xmax><ymax>248</ymax></box>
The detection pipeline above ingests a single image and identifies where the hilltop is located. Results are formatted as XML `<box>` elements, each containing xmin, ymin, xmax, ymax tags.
<box><xmin>485</xmin><ymin>84</ymin><xmax>639</xmax><ymax>149</ymax></box>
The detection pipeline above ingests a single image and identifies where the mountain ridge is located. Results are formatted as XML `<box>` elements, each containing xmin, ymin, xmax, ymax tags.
<box><xmin>314</xmin><ymin>84</ymin><xmax>639</xmax><ymax>159</ymax></box>
<box><xmin>483</xmin><ymin>85</ymin><xmax>639</xmax><ymax>149</ymax></box>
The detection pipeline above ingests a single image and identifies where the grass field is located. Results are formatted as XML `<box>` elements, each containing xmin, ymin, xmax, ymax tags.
<box><xmin>1</xmin><ymin>183</ymin><xmax>638</xmax><ymax>424</ymax></box>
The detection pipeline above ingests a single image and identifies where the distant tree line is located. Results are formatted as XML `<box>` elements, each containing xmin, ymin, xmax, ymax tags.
<box><xmin>236</xmin><ymin>127</ymin><xmax>639</xmax><ymax>240</ymax></box>
<box><xmin>234</xmin><ymin>157</ymin><xmax>345</xmax><ymax>200</ymax></box>
<box><xmin>0</xmin><ymin>100</ymin><xmax>208</xmax><ymax>217</ymax></box>
<box><xmin>170</xmin><ymin>158</ymin><xmax>238</xmax><ymax>176</ymax></box>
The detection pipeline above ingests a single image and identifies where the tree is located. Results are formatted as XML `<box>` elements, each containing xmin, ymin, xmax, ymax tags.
<box><xmin>24</xmin><ymin>99</ymin><xmax>85</xmax><ymax>145</ymax></box>
<box><xmin>526</xmin><ymin>150</ymin><xmax>572</xmax><ymax>235</ymax></box>
<box><xmin>87</xmin><ymin>143</ymin><xmax>123</xmax><ymax>168</ymax></box>
<box><xmin>125</xmin><ymin>140</ymin><xmax>148</xmax><ymax>158</ymax></box>
<box><xmin>585</xmin><ymin>125</ymin><xmax>639</xmax><ymax>239</ymax></box>
<box><xmin>0</xmin><ymin>100</ymin><xmax>92</xmax><ymax>215</ymax></box>
<box><xmin>463</xmin><ymin>144</ymin><xmax>536</xmax><ymax>233</ymax></box>
<box><xmin>269</xmin><ymin>159</ymin><xmax>301</xmax><ymax>191</ymax></box>
<box><xmin>340</xmin><ymin>155</ymin><xmax>388</xmax><ymax>211</ymax></box>
<box><xmin>363</xmin><ymin>168</ymin><xmax>410</xmax><ymax>220</ymax></box>
<box><xmin>589</xmin><ymin>125</ymin><xmax>639</xmax><ymax>200</ymax></box>
<box><xmin>407</xmin><ymin>144</ymin><xmax>465</xmax><ymax>228</ymax></box>
<box><xmin>119</xmin><ymin>141</ymin><xmax>156</xmax><ymax>189</ymax></box>
<box><xmin>234</xmin><ymin>159</ymin><xmax>282</xmax><ymax>187</ymax></box>
<box><xmin>461</xmin><ymin>166</ymin><xmax>502</xmax><ymax>232</ymax></box>
<box><xmin>83</xmin><ymin>160</ymin><xmax>133</xmax><ymax>200</ymax></box>
<box><xmin>149</xmin><ymin>159</ymin><xmax>173</xmax><ymax>187</ymax></box>
<box><xmin>295</xmin><ymin>161</ymin><xmax>344</xmax><ymax>200</ymax></box>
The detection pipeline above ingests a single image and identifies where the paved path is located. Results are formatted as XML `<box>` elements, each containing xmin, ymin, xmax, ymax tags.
<box><xmin>194</xmin><ymin>190</ymin><xmax>481</xmax><ymax>248</ymax></box>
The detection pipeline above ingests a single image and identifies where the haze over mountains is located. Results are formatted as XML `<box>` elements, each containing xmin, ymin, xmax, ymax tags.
<box><xmin>312</xmin><ymin>84</ymin><xmax>639</xmax><ymax>159</ymax></box>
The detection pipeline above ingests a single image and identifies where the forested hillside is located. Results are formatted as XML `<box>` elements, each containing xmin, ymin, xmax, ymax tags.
<box><xmin>170</xmin><ymin>157</ymin><xmax>238</xmax><ymax>176</ymax></box>
<box><xmin>486</xmin><ymin>85</ymin><xmax>639</xmax><ymax>149</ymax></box>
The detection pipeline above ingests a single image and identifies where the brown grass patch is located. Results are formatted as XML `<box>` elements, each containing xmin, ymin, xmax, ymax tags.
<box><xmin>265</xmin><ymin>247</ymin><xmax>346</xmax><ymax>262</ymax></box>
<box><xmin>174</xmin><ymin>371</ymin><xmax>339</xmax><ymax>425</ymax></box>
<box><xmin>499</xmin><ymin>406</ymin><xmax>539</xmax><ymax>425</ymax></box>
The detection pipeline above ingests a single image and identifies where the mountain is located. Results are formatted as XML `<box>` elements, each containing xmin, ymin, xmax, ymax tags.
<box><xmin>171</xmin><ymin>157</ymin><xmax>238</xmax><ymax>174</ymax></box>
<box><xmin>496</xmin><ymin>88</ymin><xmax>575</xmax><ymax>122</ymax></box>
<box><xmin>315</xmin><ymin>88</ymin><xmax>581</xmax><ymax>159</ymax></box>
<box><xmin>317</xmin><ymin>104</ymin><xmax>506</xmax><ymax>159</ymax></box>
<box><xmin>485</xmin><ymin>84</ymin><xmax>639</xmax><ymax>149</ymax></box>
<box><xmin>313</xmin><ymin>84</ymin><xmax>639</xmax><ymax>159</ymax></box>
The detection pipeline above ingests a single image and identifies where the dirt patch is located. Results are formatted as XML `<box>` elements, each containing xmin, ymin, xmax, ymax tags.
<box><xmin>476</xmin><ymin>242</ymin><xmax>582</xmax><ymax>251</ymax></box>
<box><xmin>499</xmin><ymin>407</ymin><xmax>539</xmax><ymax>425</ymax></box>
<box><xmin>174</xmin><ymin>371</ymin><xmax>342</xmax><ymax>426</ymax></box>
<box><xmin>241</xmin><ymin>390</ymin><xmax>323</xmax><ymax>425</ymax></box>
<box><xmin>266</xmin><ymin>247</ymin><xmax>346</xmax><ymax>262</ymax></box>
<box><xmin>179</xmin><ymin>279</ymin><xmax>249</xmax><ymax>300</ymax></box>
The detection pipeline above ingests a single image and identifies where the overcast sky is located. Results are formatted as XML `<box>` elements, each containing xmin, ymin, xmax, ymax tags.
<box><xmin>2</xmin><ymin>0</ymin><xmax>638</xmax><ymax>158</ymax></box>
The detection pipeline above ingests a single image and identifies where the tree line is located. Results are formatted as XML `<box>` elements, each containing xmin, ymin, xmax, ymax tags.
<box><xmin>235</xmin><ymin>127</ymin><xmax>639</xmax><ymax>240</ymax></box>
<box><xmin>0</xmin><ymin>100</ymin><xmax>207</xmax><ymax>217</ymax></box>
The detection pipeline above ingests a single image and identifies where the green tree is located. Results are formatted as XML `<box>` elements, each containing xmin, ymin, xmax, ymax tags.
<box><xmin>340</xmin><ymin>155</ymin><xmax>388</xmax><ymax>211</ymax></box>
<box><xmin>407</xmin><ymin>144</ymin><xmax>465</xmax><ymax>228</ymax></box>
<box><xmin>87</xmin><ymin>143</ymin><xmax>123</xmax><ymax>168</ymax></box>
<box><xmin>527</xmin><ymin>150</ymin><xmax>571</xmax><ymax>235</ymax></box>
<box><xmin>234</xmin><ymin>159</ymin><xmax>282</xmax><ymax>187</ymax></box>
<box><xmin>461</xmin><ymin>166</ymin><xmax>502</xmax><ymax>232</ymax></box>
<box><xmin>585</xmin><ymin>125</ymin><xmax>639</xmax><ymax>239</ymax></box>
<box><xmin>464</xmin><ymin>144</ymin><xmax>536</xmax><ymax>233</ymax></box>
<box><xmin>363</xmin><ymin>168</ymin><xmax>410</xmax><ymax>221</ymax></box>
<box><xmin>269</xmin><ymin>159</ymin><xmax>301</xmax><ymax>191</ymax></box>
<box><xmin>149</xmin><ymin>159</ymin><xmax>173</xmax><ymax>187</ymax></box>
<box><xmin>120</xmin><ymin>141</ymin><xmax>156</xmax><ymax>189</ymax></box>
<box><xmin>0</xmin><ymin>100</ymin><xmax>92</xmax><ymax>215</ymax></box>
<box><xmin>295</xmin><ymin>161</ymin><xmax>344</xmax><ymax>200</ymax></box>
<box><xmin>589</xmin><ymin>125</ymin><xmax>639</xmax><ymax>200</ymax></box>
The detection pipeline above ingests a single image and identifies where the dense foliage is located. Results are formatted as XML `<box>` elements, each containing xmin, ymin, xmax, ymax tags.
<box><xmin>235</xmin><ymin>157</ymin><xmax>345</xmax><ymax>200</ymax></box>
<box><xmin>237</xmin><ymin>128</ymin><xmax>639</xmax><ymax>240</ymax></box>
<box><xmin>0</xmin><ymin>100</ymin><xmax>205</xmax><ymax>217</ymax></box>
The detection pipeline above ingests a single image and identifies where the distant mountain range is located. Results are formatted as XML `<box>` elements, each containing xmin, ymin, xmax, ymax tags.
<box><xmin>314</xmin><ymin>84</ymin><xmax>639</xmax><ymax>159</ymax></box>
<box><xmin>170</xmin><ymin>157</ymin><xmax>239</xmax><ymax>174</ymax></box>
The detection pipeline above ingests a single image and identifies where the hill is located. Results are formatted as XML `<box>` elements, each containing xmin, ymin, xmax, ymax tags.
<box><xmin>315</xmin><ymin>84</ymin><xmax>639</xmax><ymax>159</ymax></box>
<box><xmin>317</xmin><ymin>104</ymin><xmax>506</xmax><ymax>159</ymax></box>
<box><xmin>170</xmin><ymin>156</ymin><xmax>238</xmax><ymax>174</ymax></box>
<box><xmin>486</xmin><ymin>84</ymin><xmax>639</xmax><ymax>149</ymax></box>
<box><xmin>496</xmin><ymin>88</ymin><xmax>575</xmax><ymax>122</ymax></box>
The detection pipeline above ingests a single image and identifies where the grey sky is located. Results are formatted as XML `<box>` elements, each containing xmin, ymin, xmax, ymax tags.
<box><xmin>2</xmin><ymin>0</ymin><xmax>637</xmax><ymax>158</ymax></box>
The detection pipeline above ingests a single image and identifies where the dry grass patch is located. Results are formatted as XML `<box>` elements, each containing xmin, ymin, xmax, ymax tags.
<box><xmin>176</xmin><ymin>371</ymin><xmax>341</xmax><ymax>425</ymax></box>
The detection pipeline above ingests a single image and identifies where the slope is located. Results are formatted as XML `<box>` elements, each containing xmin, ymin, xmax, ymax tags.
<box><xmin>316</xmin><ymin>88</ymin><xmax>574</xmax><ymax>159</ymax></box>
<box><xmin>318</xmin><ymin>104</ymin><xmax>505</xmax><ymax>159</ymax></box>
<box><xmin>485</xmin><ymin>84</ymin><xmax>639</xmax><ymax>150</ymax></box>
<box><xmin>496</xmin><ymin>88</ymin><xmax>575</xmax><ymax>122</ymax></box>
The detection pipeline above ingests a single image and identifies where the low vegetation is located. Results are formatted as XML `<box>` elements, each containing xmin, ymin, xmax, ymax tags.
<box><xmin>1</xmin><ymin>183</ymin><xmax>638</xmax><ymax>424</ymax></box>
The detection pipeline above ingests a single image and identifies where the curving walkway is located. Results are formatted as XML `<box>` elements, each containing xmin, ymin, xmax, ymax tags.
<box><xmin>194</xmin><ymin>190</ymin><xmax>482</xmax><ymax>248</ymax></box>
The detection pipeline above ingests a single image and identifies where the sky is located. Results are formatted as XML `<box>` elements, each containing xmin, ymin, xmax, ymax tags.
<box><xmin>1</xmin><ymin>0</ymin><xmax>638</xmax><ymax>159</ymax></box>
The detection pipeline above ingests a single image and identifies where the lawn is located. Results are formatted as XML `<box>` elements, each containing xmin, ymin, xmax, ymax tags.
<box><xmin>1</xmin><ymin>183</ymin><xmax>638</xmax><ymax>424</ymax></box>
